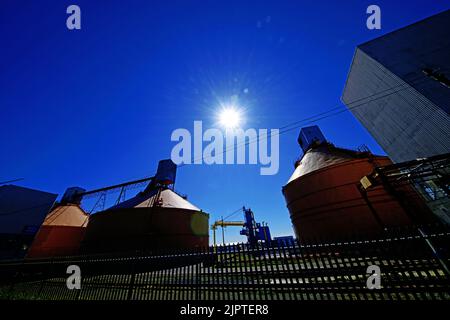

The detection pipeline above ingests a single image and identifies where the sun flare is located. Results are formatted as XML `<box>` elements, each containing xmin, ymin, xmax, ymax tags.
<box><xmin>218</xmin><ymin>107</ymin><xmax>242</xmax><ymax>129</ymax></box>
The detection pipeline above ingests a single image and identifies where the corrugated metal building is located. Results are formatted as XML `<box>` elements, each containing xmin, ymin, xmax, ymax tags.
<box><xmin>342</xmin><ymin>9</ymin><xmax>450</xmax><ymax>163</ymax></box>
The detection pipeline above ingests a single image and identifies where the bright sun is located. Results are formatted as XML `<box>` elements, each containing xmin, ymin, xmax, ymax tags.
<box><xmin>219</xmin><ymin>107</ymin><xmax>242</xmax><ymax>129</ymax></box>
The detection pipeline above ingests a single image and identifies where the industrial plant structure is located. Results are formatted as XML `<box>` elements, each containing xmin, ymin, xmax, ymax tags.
<box><xmin>9</xmin><ymin>159</ymin><xmax>209</xmax><ymax>259</ymax></box>
<box><xmin>211</xmin><ymin>207</ymin><xmax>272</xmax><ymax>247</ymax></box>
<box><xmin>282</xmin><ymin>126</ymin><xmax>436</xmax><ymax>241</ymax></box>
<box><xmin>80</xmin><ymin>160</ymin><xmax>209</xmax><ymax>254</ymax></box>
<box><xmin>342</xmin><ymin>9</ymin><xmax>450</xmax><ymax>163</ymax></box>
<box><xmin>342</xmin><ymin>10</ymin><xmax>450</xmax><ymax>224</ymax></box>
<box><xmin>5</xmin><ymin>9</ymin><xmax>450</xmax><ymax>257</ymax></box>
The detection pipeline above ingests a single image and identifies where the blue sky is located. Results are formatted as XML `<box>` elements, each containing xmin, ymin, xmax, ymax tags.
<box><xmin>1</xmin><ymin>1</ymin><xmax>449</xmax><ymax>243</ymax></box>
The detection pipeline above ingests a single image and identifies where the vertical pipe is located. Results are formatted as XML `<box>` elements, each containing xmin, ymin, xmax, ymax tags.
<box><xmin>358</xmin><ymin>184</ymin><xmax>385</xmax><ymax>230</ymax></box>
<box><xmin>221</xmin><ymin>216</ymin><xmax>225</xmax><ymax>245</ymax></box>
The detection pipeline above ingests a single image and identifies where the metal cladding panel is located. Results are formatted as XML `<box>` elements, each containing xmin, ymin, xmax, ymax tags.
<box><xmin>342</xmin><ymin>48</ymin><xmax>450</xmax><ymax>163</ymax></box>
<box><xmin>358</xmin><ymin>9</ymin><xmax>450</xmax><ymax>114</ymax></box>
<box><xmin>0</xmin><ymin>185</ymin><xmax>57</xmax><ymax>235</ymax></box>
<box><xmin>342</xmin><ymin>10</ymin><xmax>450</xmax><ymax>163</ymax></box>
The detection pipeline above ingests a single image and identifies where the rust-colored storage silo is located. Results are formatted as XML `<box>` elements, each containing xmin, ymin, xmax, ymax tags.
<box><xmin>81</xmin><ymin>160</ymin><xmax>209</xmax><ymax>254</ymax></box>
<box><xmin>27</xmin><ymin>188</ymin><xmax>89</xmax><ymax>259</ymax></box>
<box><xmin>282</xmin><ymin>126</ymin><xmax>434</xmax><ymax>241</ymax></box>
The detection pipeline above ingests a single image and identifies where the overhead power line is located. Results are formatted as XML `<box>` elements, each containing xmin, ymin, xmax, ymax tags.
<box><xmin>223</xmin><ymin>207</ymin><xmax>244</xmax><ymax>221</ymax></box>
<box><xmin>179</xmin><ymin>74</ymin><xmax>430</xmax><ymax>167</ymax></box>
<box><xmin>0</xmin><ymin>178</ymin><xmax>25</xmax><ymax>186</ymax></box>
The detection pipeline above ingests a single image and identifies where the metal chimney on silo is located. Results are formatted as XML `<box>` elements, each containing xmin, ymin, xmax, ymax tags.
<box><xmin>61</xmin><ymin>187</ymin><xmax>86</xmax><ymax>205</ymax></box>
<box><xmin>297</xmin><ymin>125</ymin><xmax>326</xmax><ymax>153</ymax></box>
<box><xmin>155</xmin><ymin>159</ymin><xmax>177</xmax><ymax>186</ymax></box>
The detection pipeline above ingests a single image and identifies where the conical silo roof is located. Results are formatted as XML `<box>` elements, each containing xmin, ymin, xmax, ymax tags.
<box><xmin>286</xmin><ymin>143</ymin><xmax>372</xmax><ymax>184</ymax></box>
<box><xmin>42</xmin><ymin>204</ymin><xmax>89</xmax><ymax>227</ymax></box>
<box><xmin>108</xmin><ymin>188</ymin><xmax>200</xmax><ymax>211</ymax></box>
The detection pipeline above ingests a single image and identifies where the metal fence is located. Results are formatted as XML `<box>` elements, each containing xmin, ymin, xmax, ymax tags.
<box><xmin>0</xmin><ymin>224</ymin><xmax>449</xmax><ymax>301</ymax></box>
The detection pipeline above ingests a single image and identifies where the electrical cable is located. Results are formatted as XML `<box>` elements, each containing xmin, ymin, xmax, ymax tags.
<box><xmin>223</xmin><ymin>207</ymin><xmax>244</xmax><ymax>221</ymax></box>
<box><xmin>178</xmin><ymin>74</ymin><xmax>431</xmax><ymax>167</ymax></box>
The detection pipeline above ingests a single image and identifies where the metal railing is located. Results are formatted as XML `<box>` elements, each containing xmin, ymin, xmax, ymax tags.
<box><xmin>0</xmin><ymin>224</ymin><xmax>449</xmax><ymax>300</ymax></box>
